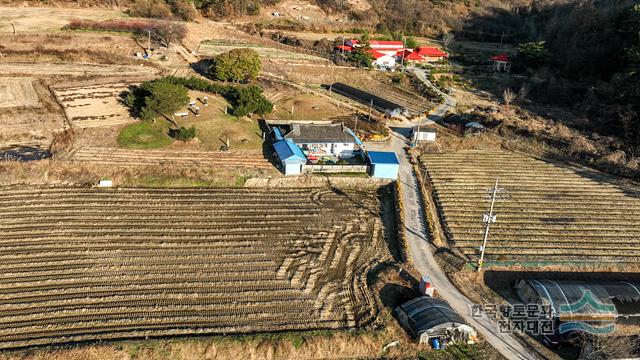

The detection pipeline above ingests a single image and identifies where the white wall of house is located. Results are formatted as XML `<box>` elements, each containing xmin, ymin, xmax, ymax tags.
<box><xmin>284</xmin><ymin>163</ymin><xmax>303</xmax><ymax>175</ymax></box>
<box><xmin>414</xmin><ymin>131</ymin><xmax>437</xmax><ymax>142</ymax></box>
<box><xmin>299</xmin><ymin>142</ymin><xmax>355</xmax><ymax>158</ymax></box>
<box><xmin>374</xmin><ymin>55</ymin><xmax>396</xmax><ymax>68</ymax></box>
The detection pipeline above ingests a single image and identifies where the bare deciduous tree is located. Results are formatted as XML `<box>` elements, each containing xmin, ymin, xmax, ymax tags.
<box><xmin>150</xmin><ymin>21</ymin><xmax>186</xmax><ymax>48</ymax></box>
<box><xmin>518</xmin><ymin>84</ymin><xmax>530</xmax><ymax>102</ymax></box>
<box><xmin>574</xmin><ymin>333</ymin><xmax>639</xmax><ymax>360</ymax></box>
<box><xmin>503</xmin><ymin>88</ymin><xmax>516</xmax><ymax>106</ymax></box>
<box><xmin>442</xmin><ymin>32</ymin><xmax>455</xmax><ymax>48</ymax></box>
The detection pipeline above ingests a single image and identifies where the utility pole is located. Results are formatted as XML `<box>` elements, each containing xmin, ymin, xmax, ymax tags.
<box><xmin>368</xmin><ymin>99</ymin><xmax>373</xmax><ymax>122</ymax></box>
<box><xmin>147</xmin><ymin>30</ymin><xmax>151</xmax><ymax>56</ymax></box>
<box><xmin>400</xmin><ymin>39</ymin><xmax>405</xmax><ymax>73</ymax></box>
<box><xmin>477</xmin><ymin>177</ymin><xmax>500</xmax><ymax>272</ymax></box>
<box><xmin>413</xmin><ymin>117</ymin><xmax>422</xmax><ymax>147</ymax></box>
<box><xmin>499</xmin><ymin>32</ymin><xmax>505</xmax><ymax>49</ymax></box>
<box><xmin>354</xmin><ymin>115</ymin><xmax>358</xmax><ymax>132</ymax></box>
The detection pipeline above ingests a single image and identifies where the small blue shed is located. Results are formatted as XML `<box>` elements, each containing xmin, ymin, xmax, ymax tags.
<box><xmin>274</xmin><ymin>139</ymin><xmax>307</xmax><ymax>175</ymax></box>
<box><xmin>368</xmin><ymin>151</ymin><xmax>400</xmax><ymax>180</ymax></box>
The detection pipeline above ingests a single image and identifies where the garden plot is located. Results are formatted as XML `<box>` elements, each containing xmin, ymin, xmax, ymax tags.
<box><xmin>0</xmin><ymin>78</ymin><xmax>39</xmax><ymax>108</ymax></box>
<box><xmin>0</xmin><ymin>186</ymin><xmax>390</xmax><ymax>349</ymax></box>
<box><xmin>54</xmin><ymin>83</ymin><xmax>136</xmax><ymax>129</ymax></box>
<box><xmin>421</xmin><ymin>150</ymin><xmax>640</xmax><ymax>264</ymax></box>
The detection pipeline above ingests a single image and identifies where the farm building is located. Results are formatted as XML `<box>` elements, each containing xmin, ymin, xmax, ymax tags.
<box><xmin>284</xmin><ymin>123</ymin><xmax>360</xmax><ymax>158</ymax></box>
<box><xmin>368</xmin><ymin>50</ymin><xmax>397</xmax><ymax>68</ymax></box>
<box><xmin>367</xmin><ymin>151</ymin><xmax>400</xmax><ymax>180</ymax></box>
<box><xmin>395</xmin><ymin>297</ymin><xmax>477</xmax><ymax>346</ymax></box>
<box><xmin>412</xmin><ymin>125</ymin><xmax>437</xmax><ymax>142</ymax></box>
<box><xmin>337</xmin><ymin>41</ymin><xmax>448</xmax><ymax>67</ymax></box>
<box><xmin>398</xmin><ymin>50</ymin><xmax>425</xmax><ymax>63</ymax></box>
<box><xmin>414</xmin><ymin>47</ymin><xmax>449</xmax><ymax>62</ymax></box>
<box><xmin>345</xmin><ymin>39</ymin><xmax>404</xmax><ymax>52</ymax></box>
<box><xmin>515</xmin><ymin>279</ymin><xmax>640</xmax><ymax>327</ymax></box>
<box><xmin>273</xmin><ymin>138</ymin><xmax>307</xmax><ymax>175</ymax></box>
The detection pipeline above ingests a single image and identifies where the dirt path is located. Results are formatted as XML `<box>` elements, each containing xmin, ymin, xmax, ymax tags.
<box><xmin>409</xmin><ymin>66</ymin><xmax>457</xmax><ymax>120</ymax></box>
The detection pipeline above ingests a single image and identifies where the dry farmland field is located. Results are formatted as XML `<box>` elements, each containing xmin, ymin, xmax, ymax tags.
<box><xmin>0</xmin><ymin>78</ymin><xmax>40</xmax><ymax>108</ymax></box>
<box><xmin>0</xmin><ymin>78</ymin><xmax>66</xmax><ymax>150</ymax></box>
<box><xmin>54</xmin><ymin>83</ymin><xmax>137</xmax><ymax>129</ymax></box>
<box><xmin>0</xmin><ymin>63</ymin><xmax>160</xmax><ymax>78</ymax></box>
<box><xmin>0</xmin><ymin>186</ymin><xmax>392</xmax><ymax>349</ymax></box>
<box><xmin>198</xmin><ymin>40</ymin><xmax>331</xmax><ymax>64</ymax></box>
<box><xmin>421</xmin><ymin>150</ymin><xmax>640</xmax><ymax>264</ymax></box>
<box><xmin>66</xmin><ymin>147</ymin><xmax>273</xmax><ymax>169</ymax></box>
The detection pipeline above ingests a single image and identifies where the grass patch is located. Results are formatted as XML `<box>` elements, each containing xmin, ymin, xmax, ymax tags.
<box><xmin>117</xmin><ymin>121</ymin><xmax>172</xmax><ymax>149</ymax></box>
<box><xmin>127</xmin><ymin>174</ymin><xmax>250</xmax><ymax>187</ymax></box>
<box><xmin>313</xmin><ymin>172</ymin><xmax>370</xmax><ymax>177</ymax></box>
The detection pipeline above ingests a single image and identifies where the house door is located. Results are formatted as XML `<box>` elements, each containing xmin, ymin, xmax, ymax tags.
<box><xmin>330</xmin><ymin>144</ymin><xmax>335</xmax><ymax>155</ymax></box>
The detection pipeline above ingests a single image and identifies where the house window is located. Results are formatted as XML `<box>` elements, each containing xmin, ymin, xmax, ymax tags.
<box><xmin>343</xmin><ymin>143</ymin><xmax>349</xmax><ymax>146</ymax></box>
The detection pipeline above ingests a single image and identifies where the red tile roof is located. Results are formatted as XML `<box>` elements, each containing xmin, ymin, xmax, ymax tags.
<box><xmin>367</xmin><ymin>49</ymin><xmax>389</xmax><ymax>59</ymax></box>
<box><xmin>336</xmin><ymin>45</ymin><xmax>353</xmax><ymax>52</ymax></box>
<box><xmin>415</xmin><ymin>47</ymin><xmax>448</xmax><ymax>57</ymax></box>
<box><xmin>491</xmin><ymin>53</ymin><xmax>510</xmax><ymax>62</ymax></box>
<box><xmin>369</xmin><ymin>40</ymin><xmax>404</xmax><ymax>47</ymax></box>
<box><xmin>398</xmin><ymin>50</ymin><xmax>424</xmax><ymax>61</ymax></box>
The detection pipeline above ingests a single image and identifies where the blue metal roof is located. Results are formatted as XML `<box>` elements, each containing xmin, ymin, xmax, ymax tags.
<box><xmin>368</xmin><ymin>151</ymin><xmax>400</xmax><ymax>165</ymax></box>
<box><xmin>274</xmin><ymin>139</ymin><xmax>306</xmax><ymax>163</ymax></box>
<box><xmin>273</xmin><ymin>127</ymin><xmax>284</xmax><ymax>141</ymax></box>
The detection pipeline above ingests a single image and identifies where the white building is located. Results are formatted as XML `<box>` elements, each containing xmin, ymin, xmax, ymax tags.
<box><xmin>284</xmin><ymin>123</ymin><xmax>357</xmax><ymax>158</ymax></box>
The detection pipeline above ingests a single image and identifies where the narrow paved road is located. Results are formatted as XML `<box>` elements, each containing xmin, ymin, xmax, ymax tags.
<box><xmin>365</xmin><ymin>70</ymin><xmax>541</xmax><ymax>359</ymax></box>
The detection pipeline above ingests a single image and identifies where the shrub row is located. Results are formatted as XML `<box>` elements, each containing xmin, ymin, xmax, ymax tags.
<box><xmin>162</xmin><ymin>76</ymin><xmax>272</xmax><ymax>117</ymax></box>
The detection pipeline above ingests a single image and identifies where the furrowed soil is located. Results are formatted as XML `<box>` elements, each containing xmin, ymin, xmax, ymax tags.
<box><xmin>0</xmin><ymin>186</ymin><xmax>393</xmax><ymax>349</ymax></box>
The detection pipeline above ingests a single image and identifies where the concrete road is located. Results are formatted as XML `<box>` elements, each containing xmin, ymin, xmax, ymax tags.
<box><xmin>364</xmin><ymin>75</ymin><xmax>542</xmax><ymax>359</ymax></box>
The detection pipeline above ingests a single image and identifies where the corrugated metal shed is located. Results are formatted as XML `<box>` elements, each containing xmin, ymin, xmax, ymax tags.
<box><xmin>367</xmin><ymin>151</ymin><xmax>400</xmax><ymax>180</ymax></box>
<box><xmin>394</xmin><ymin>296</ymin><xmax>474</xmax><ymax>342</ymax></box>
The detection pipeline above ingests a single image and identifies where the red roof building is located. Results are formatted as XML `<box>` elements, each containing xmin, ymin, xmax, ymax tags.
<box><xmin>398</xmin><ymin>50</ymin><xmax>425</xmax><ymax>62</ymax></box>
<box><xmin>415</xmin><ymin>47</ymin><xmax>448</xmax><ymax>59</ymax></box>
<box><xmin>368</xmin><ymin>40</ymin><xmax>404</xmax><ymax>50</ymax></box>
<box><xmin>490</xmin><ymin>53</ymin><xmax>510</xmax><ymax>62</ymax></box>
<box><xmin>335</xmin><ymin>45</ymin><xmax>353</xmax><ymax>52</ymax></box>
<box><xmin>491</xmin><ymin>53</ymin><xmax>511</xmax><ymax>72</ymax></box>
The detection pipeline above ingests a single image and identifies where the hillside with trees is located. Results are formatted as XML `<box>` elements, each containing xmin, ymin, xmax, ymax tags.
<box><xmin>463</xmin><ymin>1</ymin><xmax>640</xmax><ymax>154</ymax></box>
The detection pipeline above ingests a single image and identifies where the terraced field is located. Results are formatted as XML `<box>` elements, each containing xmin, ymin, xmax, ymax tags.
<box><xmin>0</xmin><ymin>187</ymin><xmax>390</xmax><ymax>349</ymax></box>
<box><xmin>66</xmin><ymin>147</ymin><xmax>273</xmax><ymax>169</ymax></box>
<box><xmin>421</xmin><ymin>150</ymin><xmax>640</xmax><ymax>263</ymax></box>
<box><xmin>198</xmin><ymin>40</ymin><xmax>330</xmax><ymax>64</ymax></box>
<box><xmin>54</xmin><ymin>83</ymin><xmax>137</xmax><ymax>129</ymax></box>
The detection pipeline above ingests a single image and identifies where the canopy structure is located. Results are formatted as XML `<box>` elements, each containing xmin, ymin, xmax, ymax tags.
<box><xmin>394</xmin><ymin>297</ymin><xmax>477</xmax><ymax>344</ymax></box>
<box><xmin>491</xmin><ymin>53</ymin><xmax>510</xmax><ymax>62</ymax></box>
